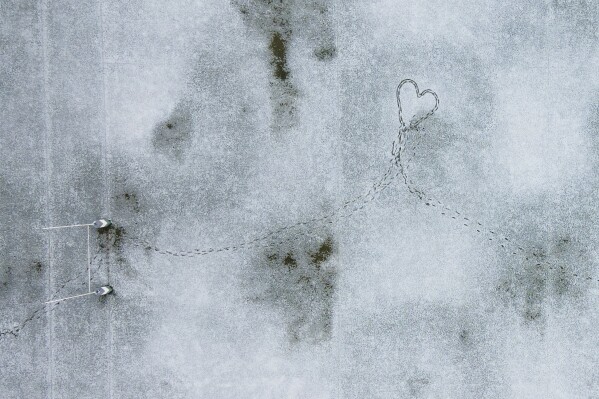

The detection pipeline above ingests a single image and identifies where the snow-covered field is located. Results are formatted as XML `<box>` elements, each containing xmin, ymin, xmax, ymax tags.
<box><xmin>2</xmin><ymin>1</ymin><xmax>599</xmax><ymax>397</ymax></box>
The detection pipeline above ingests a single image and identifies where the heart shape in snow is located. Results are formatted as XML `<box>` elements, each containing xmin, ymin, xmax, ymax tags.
<box><xmin>396</xmin><ymin>79</ymin><xmax>439</xmax><ymax>129</ymax></box>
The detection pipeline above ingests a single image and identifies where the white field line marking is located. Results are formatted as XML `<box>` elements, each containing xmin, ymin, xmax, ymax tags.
<box><xmin>42</xmin><ymin>223</ymin><xmax>93</xmax><ymax>230</ymax></box>
<box><xmin>87</xmin><ymin>225</ymin><xmax>91</xmax><ymax>293</ymax></box>
<box><xmin>44</xmin><ymin>292</ymin><xmax>95</xmax><ymax>305</ymax></box>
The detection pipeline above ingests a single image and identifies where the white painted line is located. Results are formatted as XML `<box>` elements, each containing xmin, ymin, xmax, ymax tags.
<box><xmin>42</xmin><ymin>223</ymin><xmax>93</xmax><ymax>230</ymax></box>
<box><xmin>87</xmin><ymin>225</ymin><xmax>91</xmax><ymax>293</ymax></box>
<box><xmin>44</xmin><ymin>292</ymin><xmax>95</xmax><ymax>305</ymax></box>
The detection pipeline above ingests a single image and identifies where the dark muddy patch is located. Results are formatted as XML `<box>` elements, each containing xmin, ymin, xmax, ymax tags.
<box><xmin>496</xmin><ymin>247</ymin><xmax>549</xmax><ymax>326</ymax></box>
<box><xmin>302</xmin><ymin>2</ymin><xmax>337</xmax><ymax>62</ymax></box>
<box><xmin>233</xmin><ymin>0</ymin><xmax>336</xmax><ymax>131</ymax></box>
<box><xmin>282</xmin><ymin>252</ymin><xmax>297</xmax><ymax>270</ymax></box>
<box><xmin>458</xmin><ymin>328</ymin><xmax>471</xmax><ymax>346</ymax></box>
<box><xmin>269</xmin><ymin>31</ymin><xmax>290</xmax><ymax>81</ymax></box>
<box><xmin>245</xmin><ymin>232</ymin><xmax>338</xmax><ymax>344</ymax></box>
<box><xmin>495</xmin><ymin>235</ymin><xmax>591</xmax><ymax>326</ymax></box>
<box><xmin>97</xmin><ymin>224</ymin><xmax>126</xmax><ymax>261</ymax></box>
<box><xmin>31</xmin><ymin>260</ymin><xmax>43</xmax><ymax>274</ymax></box>
<box><xmin>233</xmin><ymin>0</ymin><xmax>293</xmax><ymax>83</ymax></box>
<box><xmin>407</xmin><ymin>375</ymin><xmax>431</xmax><ymax>397</ymax></box>
<box><xmin>151</xmin><ymin>101</ymin><xmax>194</xmax><ymax>159</ymax></box>
<box><xmin>310</xmin><ymin>236</ymin><xmax>333</xmax><ymax>267</ymax></box>
<box><xmin>314</xmin><ymin>45</ymin><xmax>336</xmax><ymax>61</ymax></box>
<box><xmin>97</xmin><ymin>224</ymin><xmax>125</xmax><ymax>249</ymax></box>
<box><xmin>114</xmin><ymin>191</ymin><xmax>141</xmax><ymax>213</ymax></box>
<box><xmin>0</xmin><ymin>264</ymin><xmax>11</xmax><ymax>288</ymax></box>
<box><xmin>235</xmin><ymin>0</ymin><xmax>297</xmax><ymax>130</ymax></box>
<box><xmin>97</xmin><ymin>223</ymin><xmax>138</xmax><ymax>278</ymax></box>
